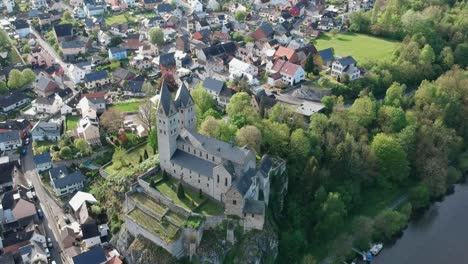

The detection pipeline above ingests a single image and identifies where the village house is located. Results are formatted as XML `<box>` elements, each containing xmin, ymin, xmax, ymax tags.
<box><xmin>0</xmin><ymin>131</ymin><xmax>21</xmax><ymax>151</ymax></box>
<box><xmin>159</xmin><ymin>53</ymin><xmax>176</xmax><ymax>75</ymax></box>
<box><xmin>83</xmin><ymin>0</ymin><xmax>105</xmax><ymax>17</ymax></box>
<box><xmin>54</xmin><ymin>24</ymin><xmax>74</xmax><ymax>42</ymax></box>
<box><xmin>49</xmin><ymin>165</ymin><xmax>84</xmax><ymax>196</ymax></box>
<box><xmin>0</xmin><ymin>92</ymin><xmax>30</xmax><ymax>113</ymax></box>
<box><xmin>229</xmin><ymin>58</ymin><xmax>259</xmax><ymax>84</ymax></box>
<box><xmin>32</xmin><ymin>94</ymin><xmax>65</xmax><ymax>115</ymax></box>
<box><xmin>83</xmin><ymin>70</ymin><xmax>110</xmax><ymax>89</ymax></box>
<box><xmin>68</xmin><ymin>191</ymin><xmax>97</xmax><ymax>223</ymax></box>
<box><xmin>123</xmin><ymin>76</ymin><xmax>146</xmax><ymax>97</ymax></box>
<box><xmin>31</xmin><ymin>120</ymin><xmax>61</xmax><ymax>141</ymax></box>
<box><xmin>73</xmin><ymin>116</ymin><xmax>101</xmax><ymax>145</ymax></box>
<box><xmin>76</xmin><ymin>93</ymin><xmax>107</xmax><ymax>114</ymax></box>
<box><xmin>0</xmin><ymin>186</ymin><xmax>37</xmax><ymax>232</ymax></box>
<box><xmin>33</xmin><ymin>152</ymin><xmax>52</xmax><ymax>172</ymax></box>
<box><xmin>12</xmin><ymin>19</ymin><xmax>30</xmax><ymax>38</ymax></box>
<box><xmin>315</xmin><ymin>48</ymin><xmax>334</xmax><ymax>68</ymax></box>
<box><xmin>269</xmin><ymin>59</ymin><xmax>305</xmax><ymax>86</ymax></box>
<box><xmin>0</xmin><ymin>119</ymin><xmax>32</xmax><ymax>139</ymax></box>
<box><xmin>130</xmin><ymin>55</ymin><xmax>153</xmax><ymax>70</ymax></box>
<box><xmin>67</xmin><ymin>61</ymin><xmax>93</xmax><ymax>84</ymax></box>
<box><xmin>0</xmin><ymin>161</ymin><xmax>19</xmax><ymax>194</ymax></box>
<box><xmin>31</xmin><ymin>0</ymin><xmax>47</xmax><ymax>9</ymax></box>
<box><xmin>331</xmin><ymin>56</ymin><xmax>361</xmax><ymax>81</ymax></box>
<box><xmin>113</xmin><ymin>68</ymin><xmax>136</xmax><ymax>84</ymax></box>
<box><xmin>108</xmin><ymin>47</ymin><xmax>128</xmax><ymax>60</ymax></box>
<box><xmin>60</xmin><ymin>38</ymin><xmax>90</xmax><ymax>62</ymax></box>
<box><xmin>27</xmin><ymin>49</ymin><xmax>55</xmax><ymax>68</ymax></box>
<box><xmin>34</xmin><ymin>74</ymin><xmax>60</xmax><ymax>97</ymax></box>
<box><xmin>141</xmin><ymin>0</ymin><xmax>161</xmax><ymax>9</ymax></box>
<box><xmin>202</xmin><ymin>77</ymin><xmax>236</xmax><ymax>107</ymax></box>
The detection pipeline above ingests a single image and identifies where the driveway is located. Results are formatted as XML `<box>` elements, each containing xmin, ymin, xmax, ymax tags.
<box><xmin>22</xmin><ymin>144</ymin><xmax>69</xmax><ymax>264</ymax></box>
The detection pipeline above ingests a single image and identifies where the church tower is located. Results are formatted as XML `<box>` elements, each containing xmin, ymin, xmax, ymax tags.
<box><xmin>174</xmin><ymin>82</ymin><xmax>196</xmax><ymax>132</ymax></box>
<box><xmin>156</xmin><ymin>81</ymin><xmax>179</xmax><ymax>170</ymax></box>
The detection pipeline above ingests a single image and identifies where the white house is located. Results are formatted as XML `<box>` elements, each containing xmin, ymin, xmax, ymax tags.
<box><xmin>76</xmin><ymin>95</ymin><xmax>106</xmax><ymax>115</ymax></box>
<box><xmin>68</xmin><ymin>62</ymin><xmax>92</xmax><ymax>84</ymax></box>
<box><xmin>228</xmin><ymin>58</ymin><xmax>259</xmax><ymax>84</ymax></box>
<box><xmin>3</xmin><ymin>0</ymin><xmax>14</xmax><ymax>13</ymax></box>
<box><xmin>32</xmin><ymin>94</ymin><xmax>64</xmax><ymax>115</ymax></box>
<box><xmin>189</xmin><ymin>0</ymin><xmax>203</xmax><ymax>12</ymax></box>
<box><xmin>73</xmin><ymin>116</ymin><xmax>101</xmax><ymax>145</ymax></box>
<box><xmin>0</xmin><ymin>131</ymin><xmax>21</xmax><ymax>151</ymax></box>
<box><xmin>49</xmin><ymin>165</ymin><xmax>84</xmax><ymax>196</ymax></box>
<box><xmin>206</xmin><ymin>0</ymin><xmax>219</xmax><ymax>11</ymax></box>
<box><xmin>331</xmin><ymin>56</ymin><xmax>361</xmax><ymax>81</ymax></box>
<box><xmin>31</xmin><ymin>121</ymin><xmax>61</xmax><ymax>141</ymax></box>
<box><xmin>270</xmin><ymin>59</ymin><xmax>305</xmax><ymax>86</ymax></box>
<box><xmin>73</xmin><ymin>6</ymin><xmax>86</xmax><ymax>18</ymax></box>
<box><xmin>84</xmin><ymin>4</ymin><xmax>105</xmax><ymax>17</ymax></box>
<box><xmin>31</xmin><ymin>0</ymin><xmax>47</xmax><ymax>9</ymax></box>
<box><xmin>33</xmin><ymin>152</ymin><xmax>52</xmax><ymax>172</ymax></box>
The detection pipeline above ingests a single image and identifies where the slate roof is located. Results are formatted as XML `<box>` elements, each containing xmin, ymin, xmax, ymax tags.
<box><xmin>72</xmin><ymin>246</ymin><xmax>106</xmax><ymax>264</ymax></box>
<box><xmin>113</xmin><ymin>68</ymin><xmax>135</xmax><ymax>81</ymax></box>
<box><xmin>109</xmin><ymin>47</ymin><xmax>126</xmax><ymax>54</ymax></box>
<box><xmin>54</xmin><ymin>24</ymin><xmax>73</xmax><ymax>38</ymax></box>
<box><xmin>174</xmin><ymin>83</ymin><xmax>193</xmax><ymax>108</ymax></box>
<box><xmin>157</xmin><ymin>81</ymin><xmax>175</xmax><ymax>116</ymax></box>
<box><xmin>178</xmin><ymin>129</ymin><xmax>250</xmax><ymax>165</ymax></box>
<box><xmin>172</xmin><ymin>150</ymin><xmax>215</xmax><ymax>177</ymax></box>
<box><xmin>337</xmin><ymin>56</ymin><xmax>356</xmax><ymax>66</ymax></box>
<box><xmin>33</xmin><ymin>152</ymin><xmax>51</xmax><ymax>165</ymax></box>
<box><xmin>0</xmin><ymin>119</ymin><xmax>31</xmax><ymax>131</ymax></box>
<box><xmin>57</xmin><ymin>87</ymin><xmax>73</xmax><ymax>99</ymax></box>
<box><xmin>125</xmin><ymin>79</ymin><xmax>144</xmax><ymax>93</ymax></box>
<box><xmin>143</xmin><ymin>0</ymin><xmax>161</xmax><ymax>4</ymax></box>
<box><xmin>233</xmin><ymin>168</ymin><xmax>256</xmax><ymax>195</ymax></box>
<box><xmin>0</xmin><ymin>162</ymin><xmax>16</xmax><ymax>185</ymax></box>
<box><xmin>49</xmin><ymin>165</ymin><xmax>84</xmax><ymax>189</ymax></box>
<box><xmin>84</xmin><ymin>70</ymin><xmax>108</xmax><ymax>82</ymax></box>
<box><xmin>203</xmin><ymin>77</ymin><xmax>225</xmax><ymax>94</ymax></box>
<box><xmin>81</xmin><ymin>220</ymin><xmax>100</xmax><ymax>239</ymax></box>
<box><xmin>157</xmin><ymin>3</ymin><xmax>174</xmax><ymax>13</ymax></box>
<box><xmin>201</xmin><ymin>42</ymin><xmax>237</xmax><ymax>59</ymax></box>
<box><xmin>319</xmin><ymin>48</ymin><xmax>334</xmax><ymax>62</ymax></box>
<box><xmin>159</xmin><ymin>53</ymin><xmax>176</xmax><ymax>67</ymax></box>
<box><xmin>0</xmin><ymin>130</ymin><xmax>20</xmax><ymax>143</ymax></box>
<box><xmin>35</xmin><ymin>95</ymin><xmax>57</xmax><ymax>106</ymax></box>
<box><xmin>60</xmin><ymin>40</ymin><xmax>86</xmax><ymax>49</ymax></box>
<box><xmin>0</xmin><ymin>92</ymin><xmax>28</xmax><ymax>108</ymax></box>
<box><xmin>13</xmin><ymin>19</ymin><xmax>29</xmax><ymax>30</ymax></box>
<box><xmin>1</xmin><ymin>231</ymin><xmax>34</xmax><ymax>248</ymax></box>
<box><xmin>243</xmin><ymin>199</ymin><xmax>265</xmax><ymax>214</ymax></box>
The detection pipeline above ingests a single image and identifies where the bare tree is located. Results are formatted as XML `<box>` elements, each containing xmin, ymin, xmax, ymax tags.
<box><xmin>139</xmin><ymin>99</ymin><xmax>156</xmax><ymax>131</ymax></box>
<box><xmin>101</xmin><ymin>109</ymin><xmax>124</xmax><ymax>134</ymax></box>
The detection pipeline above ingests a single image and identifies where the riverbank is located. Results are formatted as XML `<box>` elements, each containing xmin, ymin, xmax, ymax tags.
<box><xmin>374</xmin><ymin>182</ymin><xmax>468</xmax><ymax>263</ymax></box>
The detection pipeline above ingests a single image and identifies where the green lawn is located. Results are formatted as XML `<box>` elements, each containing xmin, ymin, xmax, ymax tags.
<box><xmin>314</xmin><ymin>33</ymin><xmax>399</xmax><ymax>63</ymax></box>
<box><xmin>156</xmin><ymin>178</ymin><xmax>224</xmax><ymax>215</ymax></box>
<box><xmin>104</xmin><ymin>143</ymin><xmax>154</xmax><ymax>176</ymax></box>
<box><xmin>66</xmin><ymin>115</ymin><xmax>80</xmax><ymax>131</ymax></box>
<box><xmin>195</xmin><ymin>200</ymin><xmax>225</xmax><ymax>216</ymax></box>
<box><xmin>156</xmin><ymin>178</ymin><xmax>204</xmax><ymax>211</ymax></box>
<box><xmin>131</xmin><ymin>192</ymin><xmax>167</xmax><ymax>217</ymax></box>
<box><xmin>165</xmin><ymin>211</ymin><xmax>188</xmax><ymax>227</ymax></box>
<box><xmin>109</xmin><ymin>101</ymin><xmax>142</xmax><ymax>113</ymax></box>
<box><xmin>128</xmin><ymin>208</ymin><xmax>180</xmax><ymax>242</ymax></box>
<box><xmin>105</xmin><ymin>14</ymin><xmax>136</xmax><ymax>25</ymax></box>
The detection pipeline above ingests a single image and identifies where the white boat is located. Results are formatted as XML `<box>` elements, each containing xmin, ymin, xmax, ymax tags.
<box><xmin>370</xmin><ymin>243</ymin><xmax>384</xmax><ymax>255</ymax></box>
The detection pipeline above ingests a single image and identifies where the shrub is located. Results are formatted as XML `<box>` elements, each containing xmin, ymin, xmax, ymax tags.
<box><xmin>177</xmin><ymin>181</ymin><xmax>186</xmax><ymax>199</ymax></box>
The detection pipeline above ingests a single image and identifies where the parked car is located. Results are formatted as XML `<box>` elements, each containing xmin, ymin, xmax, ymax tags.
<box><xmin>37</xmin><ymin>209</ymin><xmax>44</xmax><ymax>219</ymax></box>
<box><xmin>45</xmin><ymin>248</ymin><xmax>50</xmax><ymax>258</ymax></box>
<box><xmin>47</xmin><ymin>237</ymin><xmax>53</xmax><ymax>248</ymax></box>
<box><xmin>63</xmin><ymin>216</ymin><xmax>71</xmax><ymax>224</ymax></box>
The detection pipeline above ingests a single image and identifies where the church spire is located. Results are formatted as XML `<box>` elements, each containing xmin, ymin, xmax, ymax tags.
<box><xmin>157</xmin><ymin>80</ymin><xmax>175</xmax><ymax>116</ymax></box>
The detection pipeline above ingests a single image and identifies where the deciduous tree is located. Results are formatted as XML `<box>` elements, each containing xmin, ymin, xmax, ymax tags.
<box><xmin>235</xmin><ymin>125</ymin><xmax>262</xmax><ymax>153</ymax></box>
<box><xmin>149</xmin><ymin>28</ymin><xmax>165</xmax><ymax>46</ymax></box>
<box><xmin>371</xmin><ymin>133</ymin><xmax>409</xmax><ymax>185</ymax></box>
<box><xmin>101</xmin><ymin>109</ymin><xmax>124</xmax><ymax>134</ymax></box>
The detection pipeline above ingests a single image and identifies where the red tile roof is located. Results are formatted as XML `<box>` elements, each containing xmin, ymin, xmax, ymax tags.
<box><xmin>280</xmin><ymin>61</ymin><xmax>300</xmax><ymax>77</ymax></box>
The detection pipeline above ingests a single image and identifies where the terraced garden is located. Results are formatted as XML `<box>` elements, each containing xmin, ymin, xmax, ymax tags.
<box><xmin>128</xmin><ymin>208</ymin><xmax>180</xmax><ymax>242</ymax></box>
<box><xmin>130</xmin><ymin>192</ymin><xmax>167</xmax><ymax>217</ymax></box>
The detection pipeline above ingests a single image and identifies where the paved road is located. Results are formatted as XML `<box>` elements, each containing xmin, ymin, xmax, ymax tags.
<box><xmin>22</xmin><ymin>144</ymin><xmax>69</xmax><ymax>264</ymax></box>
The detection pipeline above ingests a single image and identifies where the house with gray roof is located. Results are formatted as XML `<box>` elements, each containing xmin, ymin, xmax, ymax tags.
<box><xmin>0</xmin><ymin>130</ymin><xmax>21</xmax><ymax>151</ymax></box>
<box><xmin>31</xmin><ymin>120</ymin><xmax>61</xmax><ymax>141</ymax></box>
<box><xmin>83</xmin><ymin>70</ymin><xmax>110</xmax><ymax>89</ymax></box>
<box><xmin>33</xmin><ymin>152</ymin><xmax>52</xmax><ymax>172</ymax></box>
<box><xmin>331</xmin><ymin>55</ymin><xmax>361</xmax><ymax>81</ymax></box>
<box><xmin>157</xmin><ymin>80</ymin><xmax>281</xmax><ymax>230</ymax></box>
<box><xmin>0</xmin><ymin>92</ymin><xmax>30</xmax><ymax>113</ymax></box>
<box><xmin>202</xmin><ymin>77</ymin><xmax>236</xmax><ymax>107</ymax></box>
<box><xmin>316</xmin><ymin>48</ymin><xmax>334</xmax><ymax>68</ymax></box>
<box><xmin>49</xmin><ymin>165</ymin><xmax>84</xmax><ymax>197</ymax></box>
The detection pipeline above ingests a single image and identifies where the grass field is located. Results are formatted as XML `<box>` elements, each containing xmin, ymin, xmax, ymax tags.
<box><xmin>66</xmin><ymin>115</ymin><xmax>80</xmax><ymax>131</ymax></box>
<box><xmin>109</xmin><ymin>101</ymin><xmax>142</xmax><ymax>113</ymax></box>
<box><xmin>314</xmin><ymin>33</ymin><xmax>399</xmax><ymax>63</ymax></box>
<box><xmin>105</xmin><ymin>14</ymin><xmax>136</xmax><ymax>25</ymax></box>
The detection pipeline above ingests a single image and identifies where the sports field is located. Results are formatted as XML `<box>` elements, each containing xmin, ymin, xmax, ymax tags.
<box><xmin>314</xmin><ymin>33</ymin><xmax>399</xmax><ymax>63</ymax></box>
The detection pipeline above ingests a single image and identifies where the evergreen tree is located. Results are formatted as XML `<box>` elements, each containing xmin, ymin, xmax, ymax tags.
<box><xmin>139</xmin><ymin>155</ymin><xmax>143</xmax><ymax>163</ymax></box>
<box><xmin>259</xmin><ymin>96</ymin><xmax>266</xmax><ymax>118</ymax></box>
<box><xmin>304</xmin><ymin>55</ymin><xmax>315</xmax><ymax>74</ymax></box>
<box><xmin>177</xmin><ymin>181</ymin><xmax>186</xmax><ymax>199</ymax></box>
<box><xmin>162</xmin><ymin>170</ymin><xmax>168</xmax><ymax>181</ymax></box>
<box><xmin>144</xmin><ymin>149</ymin><xmax>149</xmax><ymax>160</ymax></box>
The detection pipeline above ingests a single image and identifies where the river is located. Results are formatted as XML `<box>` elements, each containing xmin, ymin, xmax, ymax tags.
<box><xmin>373</xmin><ymin>182</ymin><xmax>468</xmax><ymax>264</ymax></box>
